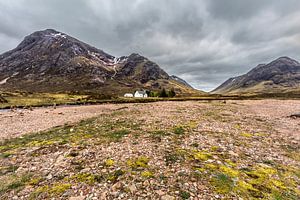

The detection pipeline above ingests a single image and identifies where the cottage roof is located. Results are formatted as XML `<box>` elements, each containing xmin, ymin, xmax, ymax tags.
<box><xmin>135</xmin><ymin>90</ymin><xmax>147</xmax><ymax>95</ymax></box>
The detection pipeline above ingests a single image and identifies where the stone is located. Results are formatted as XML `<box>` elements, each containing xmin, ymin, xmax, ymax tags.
<box><xmin>155</xmin><ymin>190</ymin><xmax>165</xmax><ymax>196</ymax></box>
<box><xmin>69</xmin><ymin>196</ymin><xmax>85</xmax><ymax>200</ymax></box>
<box><xmin>112</xmin><ymin>182</ymin><xmax>122</xmax><ymax>192</ymax></box>
<box><xmin>290</xmin><ymin>113</ymin><xmax>300</xmax><ymax>118</ymax></box>
<box><xmin>128</xmin><ymin>184</ymin><xmax>137</xmax><ymax>193</ymax></box>
<box><xmin>161</xmin><ymin>195</ymin><xmax>175</xmax><ymax>200</ymax></box>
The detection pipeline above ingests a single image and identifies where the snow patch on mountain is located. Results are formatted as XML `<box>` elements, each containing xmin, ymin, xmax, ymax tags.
<box><xmin>0</xmin><ymin>77</ymin><xmax>10</xmax><ymax>85</ymax></box>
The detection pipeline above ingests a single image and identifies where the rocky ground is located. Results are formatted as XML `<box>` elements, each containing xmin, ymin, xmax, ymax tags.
<box><xmin>0</xmin><ymin>100</ymin><xmax>299</xmax><ymax>199</ymax></box>
<box><xmin>0</xmin><ymin>104</ymin><xmax>123</xmax><ymax>140</ymax></box>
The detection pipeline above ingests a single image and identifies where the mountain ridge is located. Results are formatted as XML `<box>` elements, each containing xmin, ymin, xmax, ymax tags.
<box><xmin>0</xmin><ymin>29</ymin><xmax>202</xmax><ymax>96</ymax></box>
<box><xmin>212</xmin><ymin>56</ymin><xmax>300</xmax><ymax>95</ymax></box>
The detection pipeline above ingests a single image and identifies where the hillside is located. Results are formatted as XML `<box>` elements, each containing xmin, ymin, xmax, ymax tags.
<box><xmin>0</xmin><ymin>29</ymin><xmax>203</xmax><ymax>97</ymax></box>
<box><xmin>212</xmin><ymin>57</ymin><xmax>300</xmax><ymax>95</ymax></box>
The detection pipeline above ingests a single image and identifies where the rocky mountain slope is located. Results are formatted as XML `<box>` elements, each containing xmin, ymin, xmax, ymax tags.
<box><xmin>212</xmin><ymin>57</ymin><xmax>300</xmax><ymax>95</ymax></box>
<box><xmin>170</xmin><ymin>75</ymin><xmax>194</xmax><ymax>88</ymax></box>
<box><xmin>0</xmin><ymin>94</ymin><xmax>7</xmax><ymax>103</ymax></box>
<box><xmin>0</xmin><ymin>29</ymin><xmax>202</xmax><ymax>96</ymax></box>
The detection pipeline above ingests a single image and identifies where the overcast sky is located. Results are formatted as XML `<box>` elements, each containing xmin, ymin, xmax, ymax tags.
<box><xmin>1</xmin><ymin>0</ymin><xmax>300</xmax><ymax>91</ymax></box>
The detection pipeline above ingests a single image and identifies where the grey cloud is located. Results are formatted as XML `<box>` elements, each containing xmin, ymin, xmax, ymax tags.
<box><xmin>0</xmin><ymin>0</ymin><xmax>300</xmax><ymax>91</ymax></box>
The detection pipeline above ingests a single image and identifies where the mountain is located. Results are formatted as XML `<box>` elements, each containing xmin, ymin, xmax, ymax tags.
<box><xmin>0</xmin><ymin>94</ymin><xmax>7</xmax><ymax>103</ymax></box>
<box><xmin>0</xmin><ymin>29</ymin><xmax>202</xmax><ymax>96</ymax></box>
<box><xmin>170</xmin><ymin>75</ymin><xmax>194</xmax><ymax>88</ymax></box>
<box><xmin>212</xmin><ymin>57</ymin><xmax>300</xmax><ymax>95</ymax></box>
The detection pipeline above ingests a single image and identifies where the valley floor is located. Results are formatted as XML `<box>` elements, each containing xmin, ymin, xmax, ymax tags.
<box><xmin>0</xmin><ymin>100</ymin><xmax>299</xmax><ymax>199</ymax></box>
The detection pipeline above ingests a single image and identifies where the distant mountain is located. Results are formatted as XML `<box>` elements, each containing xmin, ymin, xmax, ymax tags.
<box><xmin>212</xmin><ymin>57</ymin><xmax>300</xmax><ymax>95</ymax></box>
<box><xmin>0</xmin><ymin>94</ymin><xmax>7</xmax><ymax>103</ymax></box>
<box><xmin>0</xmin><ymin>29</ymin><xmax>203</xmax><ymax>96</ymax></box>
<box><xmin>170</xmin><ymin>75</ymin><xmax>194</xmax><ymax>88</ymax></box>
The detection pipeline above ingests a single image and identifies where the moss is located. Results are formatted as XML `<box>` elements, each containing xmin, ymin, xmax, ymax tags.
<box><xmin>271</xmin><ymin>179</ymin><xmax>287</xmax><ymax>190</ymax></box>
<box><xmin>0</xmin><ymin>165</ymin><xmax>19</xmax><ymax>175</ymax></box>
<box><xmin>225</xmin><ymin>159</ymin><xmax>237</xmax><ymax>167</ymax></box>
<box><xmin>237</xmin><ymin>180</ymin><xmax>259</xmax><ymax>193</ymax></box>
<box><xmin>127</xmin><ymin>156</ymin><xmax>150</xmax><ymax>169</ymax></box>
<box><xmin>165</xmin><ymin>151</ymin><xmax>186</xmax><ymax>166</ymax></box>
<box><xmin>254</xmin><ymin>132</ymin><xmax>268</xmax><ymax>137</ymax></box>
<box><xmin>0</xmin><ymin>152</ymin><xmax>13</xmax><ymax>158</ymax></box>
<box><xmin>107</xmin><ymin>169</ymin><xmax>125</xmax><ymax>182</ymax></box>
<box><xmin>0</xmin><ymin>173</ymin><xmax>31</xmax><ymax>195</ymax></box>
<box><xmin>210</xmin><ymin>146</ymin><xmax>220</xmax><ymax>152</ymax></box>
<box><xmin>195</xmin><ymin>167</ymin><xmax>205</xmax><ymax>173</ymax></box>
<box><xmin>141</xmin><ymin>171</ymin><xmax>154</xmax><ymax>178</ymax></box>
<box><xmin>105</xmin><ymin>159</ymin><xmax>115</xmax><ymax>167</ymax></box>
<box><xmin>187</xmin><ymin>121</ymin><xmax>198</xmax><ymax>129</ymax></box>
<box><xmin>243</xmin><ymin>166</ymin><xmax>293</xmax><ymax>198</ymax></box>
<box><xmin>29</xmin><ymin>185</ymin><xmax>49</xmax><ymax>199</ymax></box>
<box><xmin>241</xmin><ymin>132</ymin><xmax>252</xmax><ymax>138</ymax></box>
<box><xmin>109</xmin><ymin>129</ymin><xmax>130</xmax><ymax>140</ymax></box>
<box><xmin>28</xmin><ymin>177</ymin><xmax>43</xmax><ymax>186</ymax></box>
<box><xmin>173</xmin><ymin>126</ymin><xmax>185</xmax><ymax>135</ymax></box>
<box><xmin>30</xmin><ymin>183</ymin><xmax>71</xmax><ymax>199</ymax></box>
<box><xmin>211</xmin><ymin>173</ymin><xmax>234</xmax><ymax>194</ymax></box>
<box><xmin>27</xmin><ymin>140</ymin><xmax>55</xmax><ymax>147</ymax></box>
<box><xmin>71</xmin><ymin>173</ymin><xmax>97</xmax><ymax>184</ymax></box>
<box><xmin>49</xmin><ymin>183</ymin><xmax>71</xmax><ymax>195</ymax></box>
<box><xmin>193</xmin><ymin>151</ymin><xmax>212</xmax><ymax>161</ymax></box>
<box><xmin>179</xmin><ymin>190</ymin><xmax>191</xmax><ymax>199</ymax></box>
<box><xmin>219</xmin><ymin>165</ymin><xmax>239</xmax><ymax>177</ymax></box>
<box><xmin>205</xmin><ymin>163</ymin><xmax>218</xmax><ymax>171</ymax></box>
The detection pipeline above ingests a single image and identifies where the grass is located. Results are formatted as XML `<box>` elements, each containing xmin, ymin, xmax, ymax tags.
<box><xmin>173</xmin><ymin>126</ymin><xmax>185</xmax><ymax>135</ymax></box>
<box><xmin>0</xmin><ymin>112</ymin><xmax>135</xmax><ymax>153</ymax></box>
<box><xmin>1</xmin><ymin>90</ymin><xmax>281</xmax><ymax>110</ymax></box>
<box><xmin>211</xmin><ymin>173</ymin><xmax>234</xmax><ymax>194</ymax></box>
<box><xmin>179</xmin><ymin>190</ymin><xmax>191</xmax><ymax>199</ymax></box>
<box><xmin>0</xmin><ymin>92</ymin><xmax>88</xmax><ymax>109</ymax></box>
<box><xmin>0</xmin><ymin>173</ymin><xmax>31</xmax><ymax>195</ymax></box>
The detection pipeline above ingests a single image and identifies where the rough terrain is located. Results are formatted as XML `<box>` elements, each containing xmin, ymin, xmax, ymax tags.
<box><xmin>0</xmin><ymin>100</ymin><xmax>299</xmax><ymax>199</ymax></box>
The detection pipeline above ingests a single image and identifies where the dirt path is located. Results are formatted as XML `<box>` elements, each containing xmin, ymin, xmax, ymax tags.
<box><xmin>0</xmin><ymin>104</ymin><xmax>126</xmax><ymax>140</ymax></box>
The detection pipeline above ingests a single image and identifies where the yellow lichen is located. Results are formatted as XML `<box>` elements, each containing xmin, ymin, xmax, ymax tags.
<box><xmin>241</xmin><ymin>132</ymin><xmax>252</xmax><ymax>138</ymax></box>
<box><xmin>195</xmin><ymin>167</ymin><xmax>205</xmax><ymax>172</ymax></box>
<box><xmin>105</xmin><ymin>159</ymin><xmax>115</xmax><ymax>167</ymax></box>
<box><xmin>220</xmin><ymin>166</ymin><xmax>239</xmax><ymax>177</ymax></box>
<box><xmin>225</xmin><ymin>159</ymin><xmax>237</xmax><ymax>167</ymax></box>
<box><xmin>193</xmin><ymin>151</ymin><xmax>212</xmax><ymax>161</ymax></box>
<box><xmin>49</xmin><ymin>183</ymin><xmax>71</xmax><ymax>195</ymax></box>
<box><xmin>127</xmin><ymin>156</ymin><xmax>150</xmax><ymax>169</ymax></box>
<box><xmin>205</xmin><ymin>163</ymin><xmax>218</xmax><ymax>170</ymax></box>
<box><xmin>71</xmin><ymin>173</ymin><xmax>96</xmax><ymax>184</ymax></box>
<box><xmin>141</xmin><ymin>171</ymin><xmax>154</xmax><ymax>178</ymax></box>
<box><xmin>237</xmin><ymin>180</ymin><xmax>259</xmax><ymax>193</ymax></box>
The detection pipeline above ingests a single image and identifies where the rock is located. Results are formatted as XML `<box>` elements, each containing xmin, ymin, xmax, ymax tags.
<box><xmin>161</xmin><ymin>195</ymin><xmax>175</xmax><ymax>200</ymax></box>
<box><xmin>46</xmin><ymin>174</ymin><xmax>53</xmax><ymax>180</ymax></box>
<box><xmin>69</xmin><ymin>196</ymin><xmax>85</xmax><ymax>200</ymax></box>
<box><xmin>155</xmin><ymin>190</ymin><xmax>165</xmax><ymax>196</ymax></box>
<box><xmin>290</xmin><ymin>113</ymin><xmax>300</xmax><ymax>118</ymax></box>
<box><xmin>112</xmin><ymin>182</ymin><xmax>122</xmax><ymax>192</ymax></box>
<box><xmin>228</xmin><ymin>150</ymin><xmax>239</xmax><ymax>157</ymax></box>
<box><xmin>55</xmin><ymin>155</ymin><xmax>65</xmax><ymax>165</ymax></box>
<box><xmin>128</xmin><ymin>184</ymin><xmax>137</xmax><ymax>193</ymax></box>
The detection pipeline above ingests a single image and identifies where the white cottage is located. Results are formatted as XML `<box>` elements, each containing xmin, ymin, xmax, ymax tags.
<box><xmin>124</xmin><ymin>93</ymin><xmax>134</xmax><ymax>98</ymax></box>
<box><xmin>134</xmin><ymin>90</ymin><xmax>148</xmax><ymax>98</ymax></box>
